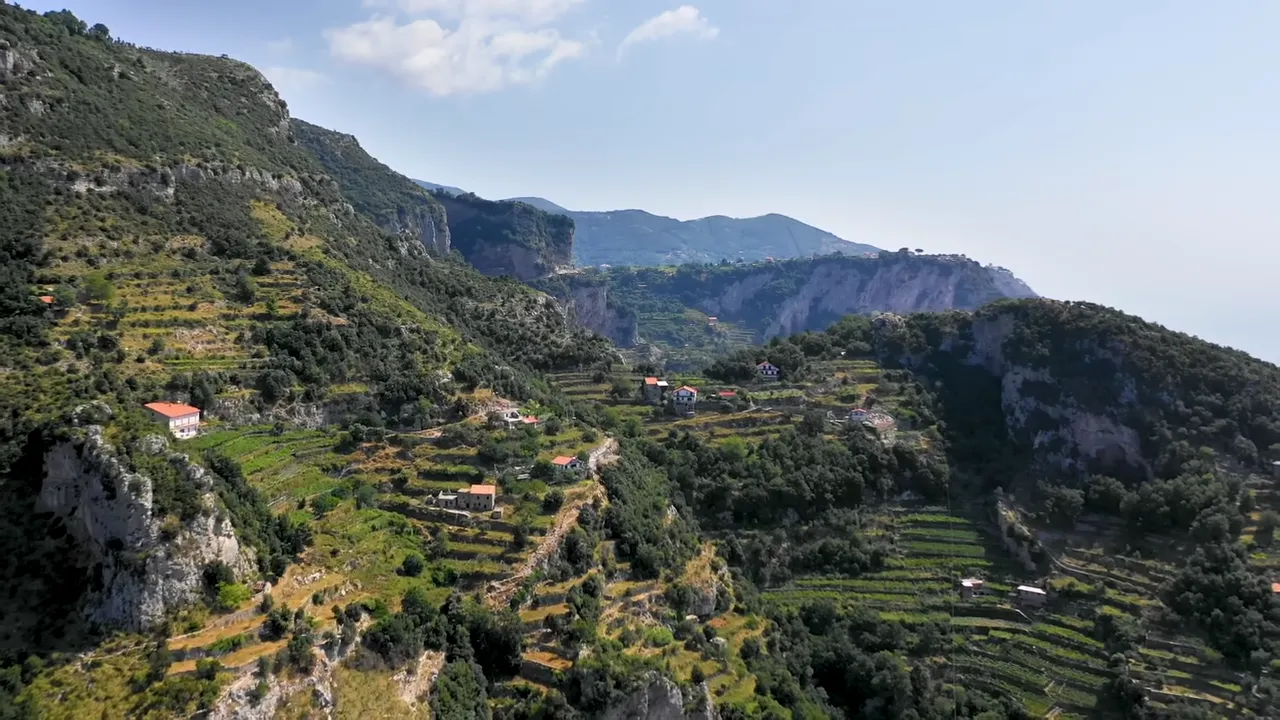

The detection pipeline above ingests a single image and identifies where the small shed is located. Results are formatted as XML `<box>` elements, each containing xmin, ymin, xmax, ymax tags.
<box><xmin>958</xmin><ymin>578</ymin><xmax>986</xmax><ymax>599</ymax></box>
<box><xmin>1014</xmin><ymin>585</ymin><xmax>1048</xmax><ymax>607</ymax></box>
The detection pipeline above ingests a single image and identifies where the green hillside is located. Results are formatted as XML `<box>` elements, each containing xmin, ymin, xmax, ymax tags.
<box><xmin>2</xmin><ymin>6</ymin><xmax>1278</xmax><ymax>720</ymax></box>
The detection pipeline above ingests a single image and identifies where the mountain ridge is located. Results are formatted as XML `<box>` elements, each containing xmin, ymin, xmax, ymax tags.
<box><xmin>412</xmin><ymin>179</ymin><xmax>883</xmax><ymax>266</ymax></box>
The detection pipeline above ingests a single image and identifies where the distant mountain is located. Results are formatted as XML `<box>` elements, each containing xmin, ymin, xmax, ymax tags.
<box><xmin>414</xmin><ymin>179</ymin><xmax>468</xmax><ymax>196</ymax></box>
<box><xmin>506</xmin><ymin>196</ymin><xmax>571</xmax><ymax>215</ymax></box>
<box><xmin>412</xmin><ymin>181</ymin><xmax>881</xmax><ymax>266</ymax></box>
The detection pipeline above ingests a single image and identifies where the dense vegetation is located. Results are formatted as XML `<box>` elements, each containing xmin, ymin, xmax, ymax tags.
<box><xmin>432</xmin><ymin>191</ymin><xmax>575</xmax><ymax>278</ymax></box>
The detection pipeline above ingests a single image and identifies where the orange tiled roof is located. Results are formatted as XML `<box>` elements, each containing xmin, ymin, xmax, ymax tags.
<box><xmin>552</xmin><ymin>456</ymin><xmax>577</xmax><ymax>466</ymax></box>
<box><xmin>144</xmin><ymin>402</ymin><xmax>200</xmax><ymax>418</ymax></box>
<box><xmin>644</xmin><ymin>377</ymin><xmax>659</xmax><ymax>385</ymax></box>
<box><xmin>467</xmin><ymin>485</ymin><xmax>496</xmax><ymax>495</ymax></box>
<box><xmin>676</xmin><ymin>386</ymin><xmax>697</xmax><ymax>394</ymax></box>
<box><xmin>1272</xmin><ymin>582</ymin><xmax>1280</xmax><ymax>594</ymax></box>
<box><xmin>38</xmin><ymin>295</ymin><xmax>55</xmax><ymax>304</ymax></box>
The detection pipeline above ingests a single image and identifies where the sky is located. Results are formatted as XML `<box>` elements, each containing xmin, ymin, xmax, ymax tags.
<box><xmin>20</xmin><ymin>0</ymin><xmax>1280</xmax><ymax>363</ymax></box>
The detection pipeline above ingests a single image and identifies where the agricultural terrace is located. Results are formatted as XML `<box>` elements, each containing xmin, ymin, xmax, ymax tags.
<box><xmin>515</xmin><ymin>540</ymin><xmax>769</xmax><ymax>711</ymax></box>
<box><xmin>547</xmin><ymin>357</ymin><xmax>917</xmax><ymax>448</ymax></box>
<box><xmin>160</xmin><ymin>414</ymin><xmax>604</xmax><ymax>675</ymax></box>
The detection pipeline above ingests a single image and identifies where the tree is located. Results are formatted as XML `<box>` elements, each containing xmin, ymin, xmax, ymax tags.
<box><xmin>215</xmin><ymin>582</ymin><xmax>251</xmax><ymax>612</ymax></box>
<box><xmin>1256</xmin><ymin>511</ymin><xmax>1278</xmax><ymax>548</ymax></box>
<box><xmin>251</xmin><ymin>256</ymin><xmax>272</xmax><ymax>276</ymax></box>
<box><xmin>400</xmin><ymin>552</ymin><xmax>425</xmax><ymax>577</ymax></box>
<box><xmin>85</xmin><ymin>271</ymin><xmax>115</xmax><ymax>302</ymax></box>
<box><xmin>87</xmin><ymin>23</ymin><xmax>111</xmax><ymax>41</ymax></box>
<box><xmin>52</xmin><ymin>284</ymin><xmax>76</xmax><ymax>307</ymax></box>
<box><xmin>430</xmin><ymin>660</ymin><xmax>491</xmax><ymax>720</ymax></box>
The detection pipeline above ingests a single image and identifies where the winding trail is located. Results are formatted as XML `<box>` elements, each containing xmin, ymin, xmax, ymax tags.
<box><xmin>485</xmin><ymin>438</ymin><xmax>618</xmax><ymax>608</ymax></box>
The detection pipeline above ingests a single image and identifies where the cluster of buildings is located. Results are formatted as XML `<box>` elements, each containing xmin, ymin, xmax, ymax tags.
<box><xmin>491</xmin><ymin>408</ymin><xmax>540</xmax><ymax>430</ymax></box>
<box><xmin>640</xmin><ymin>377</ymin><xmax>699</xmax><ymax>416</ymax></box>
<box><xmin>958</xmin><ymin>577</ymin><xmax>1048</xmax><ymax>608</ymax></box>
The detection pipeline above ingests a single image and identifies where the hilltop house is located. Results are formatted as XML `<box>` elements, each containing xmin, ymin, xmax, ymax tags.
<box><xmin>641</xmin><ymin>377</ymin><xmax>670</xmax><ymax>405</ymax></box>
<box><xmin>756</xmin><ymin>362</ymin><xmax>780</xmax><ymax>381</ymax></box>
<box><xmin>144</xmin><ymin>402</ymin><xmax>201</xmax><ymax>439</ymax></box>
<box><xmin>848</xmin><ymin>408</ymin><xmax>870</xmax><ymax>422</ymax></box>
<box><xmin>437</xmin><ymin>484</ymin><xmax>496</xmax><ymax>512</ymax></box>
<box><xmin>1014</xmin><ymin>585</ymin><xmax>1048</xmax><ymax>607</ymax></box>
<box><xmin>672</xmin><ymin>386</ymin><xmax>698</xmax><ymax>415</ymax></box>
<box><xmin>552</xmin><ymin>456</ymin><xmax>586</xmax><ymax>476</ymax></box>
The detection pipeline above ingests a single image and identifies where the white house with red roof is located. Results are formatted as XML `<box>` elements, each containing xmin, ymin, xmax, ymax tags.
<box><xmin>437</xmin><ymin>484</ymin><xmax>497</xmax><ymax>512</ymax></box>
<box><xmin>672</xmin><ymin>386</ymin><xmax>698</xmax><ymax>415</ymax></box>
<box><xmin>145</xmin><ymin>402</ymin><xmax>201</xmax><ymax>439</ymax></box>
<box><xmin>756</xmin><ymin>361</ymin><xmax>780</xmax><ymax>381</ymax></box>
<box><xmin>552</xmin><ymin>455</ymin><xmax>585</xmax><ymax>475</ymax></box>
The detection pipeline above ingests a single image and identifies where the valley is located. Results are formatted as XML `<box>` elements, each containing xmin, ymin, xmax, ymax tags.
<box><xmin>1</xmin><ymin>6</ymin><xmax>1278</xmax><ymax>720</ymax></box>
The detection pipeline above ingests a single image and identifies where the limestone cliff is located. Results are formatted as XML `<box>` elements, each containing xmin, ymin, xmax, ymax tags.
<box><xmin>603</xmin><ymin>673</ymin><xmax>718</xmax><ymax>720</ymax></box>
<box><xmin>432</xmin><ymin>192</ymin><xmax>574</xmax><ymax>281</ymax></box>
<box><xmin>573</xmin><ymin>253</ymin><xmax>1037</xmax><ymax>345</ymax></box>
<box><xmin>872</xmin><ymin>301</ymin><xmax>1149</xmax><ymax>477</ymax></box>
<box><xmin>35</xmin><ymin>414</ymin><xmax>254</xmax><ymax>631</ymax></box>
<box><xmin>564</xmin><ymin>283</ymin><xmax>639</xmax><ymax>347</ymax></box>
<box><xmin>293</xmin><ymin>119</ymin><xmax>451</xmax><ymax>256</ymax></box>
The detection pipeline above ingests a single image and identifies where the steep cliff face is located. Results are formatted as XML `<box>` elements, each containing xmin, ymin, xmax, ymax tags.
<box><xmin>293</xmin><ymin>120</ymin><xmax>451</xmax><ymax>256</ymax></box>
<box><xmin>964</xmin><ymin>310</ymin><xmax>1146</xmax><ymax>474</ymax></box>
<box><xmin>36</xmin><ymin>422</ymin><xmax>254</xmax><ymax>631</ymax></box>
<box><xmin>565</xmin><ymin>284</ymin><xmax>639</xmax><ymax>347</ymax></box>
<box><xmin>432</xmin><ymin>193</ymin><xmax>574</xmax><ymax>281</ymax></box>
<box><xmin>872</xmin><ymin>303</ymin><xmax>1149</xmax><ymax>477</ymax></box>
<box><xmin>590</xmin><ymin>254</ymin><xmax>1037</xmax><ymax>346</ymax></box>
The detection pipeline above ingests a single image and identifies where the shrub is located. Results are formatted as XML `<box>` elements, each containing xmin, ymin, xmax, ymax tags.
<box><xmin>215</xmin><ymin>582</ymin><xmax>252</xmax><ymax>613</ymax></box>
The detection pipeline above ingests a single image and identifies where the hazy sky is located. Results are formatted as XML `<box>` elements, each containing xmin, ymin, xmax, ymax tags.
<box><xmin>23</xmin><ymin>1</ymin><xmax>1280</xmax><ymax>362</ymax></box>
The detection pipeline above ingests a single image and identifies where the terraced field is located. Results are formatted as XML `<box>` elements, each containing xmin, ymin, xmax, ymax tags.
<box><xmin>160</xmin><ymin>418</ymin><xmax>601</xmax><ymax>675</ymax></box>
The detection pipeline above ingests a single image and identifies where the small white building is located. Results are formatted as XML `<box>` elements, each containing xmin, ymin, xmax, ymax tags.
<box><xmin>959</xmin><ymin>578</ymin><xmax>987</xmax><ymax>599</ymax></box>
<box><xmin>756</xmin><ymin>362</ymin><xmax>780</xmax><ymax>381</ymax></box>
<box><xmin>848</xmin><ymin>408</ymin><xmax>870</xmax><ymax>422</ymax></box>
<box><xmin>1015</xmin><ymin>585</ymin><xmax>1048</xmax><ymax>607</ymax></box>
<box><xmin>672</xmin><ymin>386</ymin><xmax>698</xmax><ymax>415</ymax></box>
<box><xmin>145</xmin><ymin>402</ymin><xmax>201</xmax><ymax>439</ymax></box>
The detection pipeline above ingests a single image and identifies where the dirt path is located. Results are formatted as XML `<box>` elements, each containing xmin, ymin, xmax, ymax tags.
<box><xmin>485</xmin><ymin>438</ymin><xmax>618</xmax><ymax>608</ymax></box>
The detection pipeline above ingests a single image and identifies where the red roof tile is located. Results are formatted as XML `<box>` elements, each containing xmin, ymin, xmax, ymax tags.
<box><xmin>644</xmin><ymin>377</ymin><xmax>659</xmax><ymax>385</ymax></box>
<box><xmin>37</xmin><ymin>295</ymin><xmax>55</xmax><ymax>304</ymax></box>
<box><xmin>552</xmin><ymin>456</ymin><xmax>577</xmax><ymax>466</ymax></box>
<box><xmin>145</xmin><ymin>402</ymin><xmax>200</xmax><ymax>418</ymax></box>
<box><xmin>676</xmin><ymin>386</ymin><xmax>698</xmax><ymax>394</ymax></box>
<box><xmin>718</xmin><ymin>391</ymin><xmax>737</xmax><ymax>397</ymax></box>
<box><xmin>467</xmin><ymin>484</ymin><xmax>496</xmax><ymax>495</ymax></box>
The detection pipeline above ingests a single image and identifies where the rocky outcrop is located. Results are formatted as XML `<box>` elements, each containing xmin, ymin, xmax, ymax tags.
<box><xmin>36</xmin><ymin>425</ymin><xmax>255</xmax><ymax>631</ymax></box>
<box><xmin>604</xmin><ymin>673</ymin><xmax>718</xmax><ymax>720</ymax></box>
<box><xmin>291</xmin><ymin>119</ymin><xmax>452</xmax><ymax>257</ymax></box>
<box><xmin>563</xmin><ymin>284</ymin><xmax>639</xmax><ymax>347</ymax></box>
<box><xmin>964</xmin><ymin>310</ymin><xmax>1147</xmax><ymax>475</ymax></box>
<box><xmin>588</xmin><ymin>254</ymin><xmax>1037</xmax><ymax>345</ymax></box>
<box><xmin>705</xmin><ymin>257</ymin><xmax>1034</xmax><ymax>340</ymax></box>
<box><xmin>433</xmin><ymin>193</ymin><xmax>574</xmax><ymax>281</ymax></box>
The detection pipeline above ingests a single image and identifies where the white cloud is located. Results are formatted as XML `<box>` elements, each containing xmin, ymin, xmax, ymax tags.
<box><xmin>333</xmin><ymin>0</ymin><xmax>589</xmax><ymax>95</ymax></box>
<box><xmin>618</xmin><ymin>5</ymin><xmax>718</xmax><ymax>58</ymax></box>
<box><xmin>267</xmin><ymin>37</ymin><xmax>294</xmax><ymax>53</ymax></box>
<box><xmin>261</xmin><ymin>66</ymin><xmax>327</xmax><ymax>96</ymax></box>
